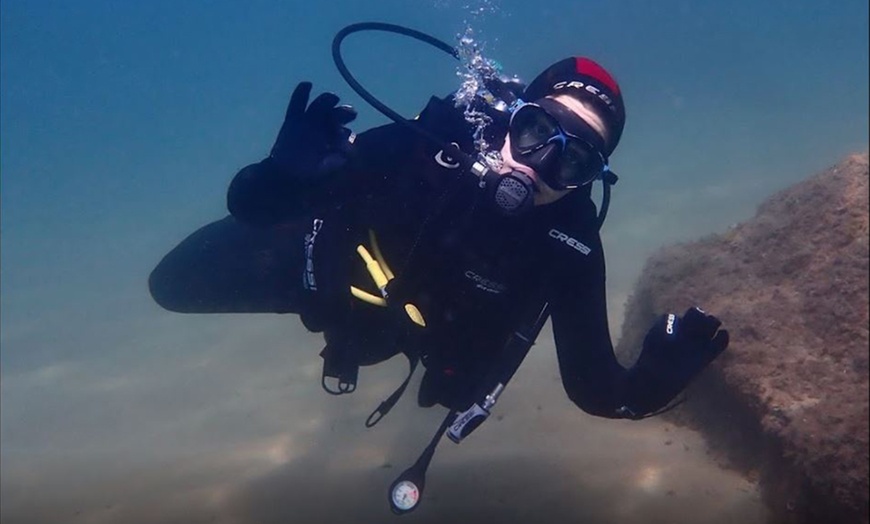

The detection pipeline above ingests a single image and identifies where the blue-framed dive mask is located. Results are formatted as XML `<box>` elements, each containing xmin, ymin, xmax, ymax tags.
<box><xmin>508</xmin><ymin>100</ymin><xmax>611</xmax><ymax>190</ymax></box>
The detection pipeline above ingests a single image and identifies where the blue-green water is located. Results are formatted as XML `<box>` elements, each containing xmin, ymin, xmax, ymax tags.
<box><xmin>1</xmin><ymin>1</ymin><xmax>867</xmax><ymax>522</ymax></box>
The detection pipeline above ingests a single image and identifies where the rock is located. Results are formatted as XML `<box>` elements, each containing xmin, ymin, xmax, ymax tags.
<box><xmin>615</xmin><ymin>154</ymin><xmax>869</xmax><ymax>524</ymax></box>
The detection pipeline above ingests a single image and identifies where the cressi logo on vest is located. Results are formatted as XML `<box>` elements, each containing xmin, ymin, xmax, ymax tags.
<box><xmin>464</xmin><ymin>270</ymin><xmax>507</xmax><ymax>294</ymax></box>
<box><xmin>302</xmin><ymin>218</ymin><xmax>323</xmax><ymax>291</ymax></box>
<box><xmin>548</xmin><ymin>229</ymin><xmax>591</xmax><ymax>255</ymax></box>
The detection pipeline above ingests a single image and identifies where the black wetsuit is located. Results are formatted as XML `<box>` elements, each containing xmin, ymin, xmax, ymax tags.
<box><xmin>150</xmin><ymin>95</ymin><xmax>670</xmax><ymax>417</ymax></box>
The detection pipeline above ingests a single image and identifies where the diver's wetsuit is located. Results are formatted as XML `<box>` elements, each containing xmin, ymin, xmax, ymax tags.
<box><xmin>150</xmin><ymin>94</ymin><xmax>668</xmax><ymax>417</ymax></box>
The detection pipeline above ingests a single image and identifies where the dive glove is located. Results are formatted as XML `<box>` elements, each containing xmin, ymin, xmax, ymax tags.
<box><xmin>628</xmin><ymin>307</ymin><xmax>729</xmax><ymax>415</ymax></box>
<box><xmin>270</xmin><ymin>81</ymin><xmax>357</xmax><ymax>178</ymax></box>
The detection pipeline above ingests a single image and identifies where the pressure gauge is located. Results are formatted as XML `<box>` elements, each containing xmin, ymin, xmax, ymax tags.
<box><xmin>390</xmin><ymin>479</ymin><xmax>420</xmax><ymax>514</ymax></box>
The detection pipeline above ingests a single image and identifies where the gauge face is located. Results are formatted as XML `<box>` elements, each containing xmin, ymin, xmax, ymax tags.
<box><xmin>391</xmin><ymin>480</ymin><xmax>420</xmax><ymax>511</ymax></box>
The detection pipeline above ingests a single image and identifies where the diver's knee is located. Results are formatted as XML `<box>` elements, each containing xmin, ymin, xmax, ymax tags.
<box><xmin>148</xmin><ymin>259</ymin><xmax>192</xmax><ymax>313</ymax></box>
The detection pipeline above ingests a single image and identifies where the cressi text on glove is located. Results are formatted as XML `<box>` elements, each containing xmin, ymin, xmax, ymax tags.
<box><xmin>630</xmin><ymin>307</ymin><xmax>730</xmax><ymax>411</ymax></box>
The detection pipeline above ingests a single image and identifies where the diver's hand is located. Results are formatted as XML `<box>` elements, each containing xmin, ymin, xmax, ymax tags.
<box><xmin>270</xmin><ymin>81</ymin><xmax>357</xmax><ymax>178</ymax></box>
<box><xmin>635</xmin><ymin>307</ymin><xmax>729</xmax><ymax>392</ymax></box>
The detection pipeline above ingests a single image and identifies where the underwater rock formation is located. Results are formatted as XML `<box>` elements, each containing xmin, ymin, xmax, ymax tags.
<box><xmin>615</xmin><ymin>154</ymin><xmax>869</xmax><ymax>524</ymax></box>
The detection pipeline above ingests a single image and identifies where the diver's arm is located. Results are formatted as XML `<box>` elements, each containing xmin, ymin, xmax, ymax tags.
<box><xmin>226</xmin><ymin>118</ymin><xmax>419</xmax><ymax>226</ymax></box>
<box><xmin>227</xmin><ymin>82</ymin><xmax>436</xmax><ymax>227</ymax></box>
<box><xmin>549</xmin><ymin>234</ymin><xmax>729</xmax><ymax>419</ymax></box>
<box><xmin>227</xmin><ymin>157</ymin><xmax>346</xmax><ymax>226</ymax></box>
<box><xmin>548</xmin><ymin>240</ymin><xmax>639</xmax><ymax>418</ymax></box>
<box><xmin>227</xmin><ymin>81</ymin><xmax>362</xmax><ymax>227</ymax></box>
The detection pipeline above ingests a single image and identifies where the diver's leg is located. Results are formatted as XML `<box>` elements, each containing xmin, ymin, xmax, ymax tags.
<box><xmin>149</xmin><ymin>215</ymin><xmax>308</xmax><ymax>314</ymax></box>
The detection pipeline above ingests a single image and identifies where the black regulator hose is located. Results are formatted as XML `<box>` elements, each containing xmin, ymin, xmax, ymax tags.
<box><xmin>331</xmin><ymin>22</ymin><xmax>476</xmax><ymax>172</ymax></box>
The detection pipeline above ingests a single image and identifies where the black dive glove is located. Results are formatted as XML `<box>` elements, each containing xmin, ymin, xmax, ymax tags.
<box><xmin>270</xmin><ymin>81</ymin><xmax>357</xmax><ymax>177</ymax></box>
<box><xmin>227</xmin><ymin>82</ymin><xmax>357</xmax><ymax>225</ymax></box>
<box><xmin>625</xmin><ymin>307</ymin><xmax>729</xmax><ymax>417</ymax></box>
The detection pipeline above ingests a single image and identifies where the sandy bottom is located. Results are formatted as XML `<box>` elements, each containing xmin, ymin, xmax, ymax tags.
<box><xmin>1</xmin><ymin>315</ymin><xmax>768</xmax><ymax>524</ymax></box>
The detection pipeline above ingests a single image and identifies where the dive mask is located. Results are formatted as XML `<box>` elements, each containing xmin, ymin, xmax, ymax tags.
<box><xmin>508</xmin><ymin>100</ymin><xmax>611</xmax><ymax>190</ymax></box>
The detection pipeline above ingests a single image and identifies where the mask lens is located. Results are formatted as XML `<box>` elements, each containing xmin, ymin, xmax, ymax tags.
<box><xmin>510</xmin><ymin>105</ymin><xmax>560</xmax><ymax>153</ymax></box>
<box><xmin>554</xmin><ymin>139</ymin><xmax>604</xmax><ymax>188</ymax></box>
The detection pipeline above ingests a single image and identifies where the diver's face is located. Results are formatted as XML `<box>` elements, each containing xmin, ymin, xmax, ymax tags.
<box><xmin>498</xmin><ymin>135</ymin><xmax>571</xmax><ymax>206</ymax></box>
<box><xmin>496</xmin><ymin>95</ymin><xmax>608</xmax><ymax>206</ymax></box>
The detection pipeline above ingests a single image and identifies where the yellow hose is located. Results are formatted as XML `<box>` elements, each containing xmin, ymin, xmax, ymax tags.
<box><xmin>351</xmin><ymin>233</ymin><xmax>426</xmax><ymax>328</ymax></box>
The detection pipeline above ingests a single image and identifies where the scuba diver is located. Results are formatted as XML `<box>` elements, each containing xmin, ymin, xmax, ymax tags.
<box><xmin>149</xmin><ymin>28</ymin><xmax>729</xmax><ymax>512</ymax></box>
